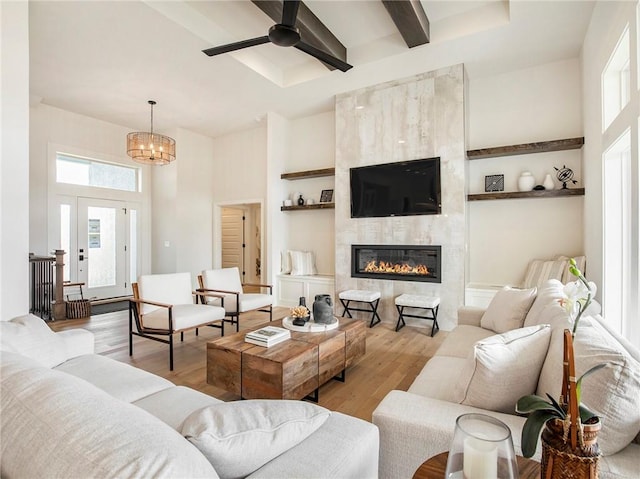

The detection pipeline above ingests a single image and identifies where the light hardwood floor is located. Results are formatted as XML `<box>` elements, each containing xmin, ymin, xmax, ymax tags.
<box><xmin>49</xmin><ymin>306</ymin><xmax>446</xmax><ymax>422</ymax></box>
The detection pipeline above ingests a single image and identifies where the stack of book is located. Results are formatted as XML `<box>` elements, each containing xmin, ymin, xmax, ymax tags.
<box><xmin>245</xmin><ymin>326</ymin><xmax>291</xmax><ymax>347</ymax></box>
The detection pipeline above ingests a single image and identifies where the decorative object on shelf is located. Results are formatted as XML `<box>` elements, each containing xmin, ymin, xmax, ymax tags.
<box><xmin>297</xmin><ymin>194</ymin><xmax>305</xmax><ymax>206</ymax></box>
<box><xmin>543</xmin><ymin>173</ymin><xmax>555</xmax><ymax>190</ymax></box>
<box><xmin>518</xmin><ymin>171</ymin><xmax>536</xmax><ymax>192</ymax></box>
<box><xmin>126</xmin><ymin>100</ymin><xmax>176</xmax><ymax>165</ymax></box>
<box><xmin>312</xmin><ymin>294</ymin><xmax>335</xmax><ymax>324</ymax></box>
<box><xmin>283</xmin><ymin>199</ymin><xmax>293</xmax><ymax>207</ymax></box>
<box><xmin>484</xmin><ymin>174</ymin><xmax>504</xmax><ymax>192</ymax></box>
<box><xmin>320</xmin><ymin>189</ymin><xmax>334</xmax><ymax>203</ymax></box>
<box><xmin>533</xmin><ymin>185</ymin><xmax>545</xmax><ymax>190</ymax></box>
<box><xmin>555</xmin><ymin>165</ymin><xmax>578</xmax><ymax>189</ymax></box>
<box><xmin>516</xmin><ymin>259</ymin><xmax>603</xmax><ymax>478</ymax></box>
<box><xmin>444</xmin><ymin>413</ymin><xmax>518</xmax><ymax>479</ymax></box>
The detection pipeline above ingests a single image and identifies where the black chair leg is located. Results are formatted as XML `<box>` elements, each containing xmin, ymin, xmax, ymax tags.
<box><xmin>181</xmin><ymin>331</ymin><xmax>184</xmax><ymax>342</ymax></box>
<box><xmin>395</xmin><ymin>305</ymin><xmax>405</xmax><ymax>331</ymax></box>
<box><xmin>169</xmin><ymin>335</ymin><xmax>174</xmax><ymax>371</ymax></box>
<box><xmin>128</xmin><ymin>306</ymin><xmax>134</xmax><ymax>356</ymax></box>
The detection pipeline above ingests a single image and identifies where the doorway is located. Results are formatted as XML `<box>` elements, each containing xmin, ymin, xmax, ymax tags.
<box><xmin>219</xmin><ymin>203</ymin><xmax>262</xmax><ymax>287</ymax></box>
<box><xmin>59</xmin><ymin>196</ymin><xmax>139</xmax><ymax>299</ymax></box>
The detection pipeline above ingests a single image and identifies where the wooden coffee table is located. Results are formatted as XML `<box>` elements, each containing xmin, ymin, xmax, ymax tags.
<box><xmin>207</xmin><ymin>317</ymin><xmax>365</xmax><ymax>400</ymax></box>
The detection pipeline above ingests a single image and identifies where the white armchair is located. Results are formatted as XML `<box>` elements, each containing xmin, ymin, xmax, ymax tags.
<box><xmin>129</xmin><ymin>272</ymin><xmax>225</xmax><ymax>370</ymax></box>
<box><xmin>198</xmin><ymin>267</ymin><xmax>273</xmax><ymax>332</ymax></box>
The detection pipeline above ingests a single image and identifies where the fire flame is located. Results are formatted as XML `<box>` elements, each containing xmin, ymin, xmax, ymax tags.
<box><xmin>364</xmin><ymin>260</ymin><xmax>430</xmax><ymax>276</ymax></box>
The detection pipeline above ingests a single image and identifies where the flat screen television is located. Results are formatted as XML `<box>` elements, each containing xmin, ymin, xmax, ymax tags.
<box><xmin>350</xmin><ymin>157</ymin><xmax>441</xmax><ymax>218</ymax></box>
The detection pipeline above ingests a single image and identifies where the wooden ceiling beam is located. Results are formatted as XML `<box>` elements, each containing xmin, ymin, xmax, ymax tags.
<box><xmin>382</xmin><ymin>0</ymin><xmax>430</xmax><ymax>48</ymax></box>
<box><xmin>250</xmin><ymin>0</ymin><xmax>347</xmax><ymax>71</ymax></box>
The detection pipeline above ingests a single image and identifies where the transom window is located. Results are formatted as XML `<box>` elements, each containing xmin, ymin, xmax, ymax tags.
<box><xmin>56</xmin><ymin>153</ymin><xmax>139</xmax><ymax>192</ymax></box>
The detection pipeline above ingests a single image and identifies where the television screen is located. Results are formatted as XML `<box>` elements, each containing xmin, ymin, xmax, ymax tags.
<box><xmin>350</xmin><ymin>157</ymin><xmax>441</xmax><ymax>218</ymax></box>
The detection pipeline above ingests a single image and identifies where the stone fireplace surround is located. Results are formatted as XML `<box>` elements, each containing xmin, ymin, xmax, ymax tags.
<box><xmin>334</xmin><ymin>64</ymin><xmax>466</xmax><ymax>331</ymax></box>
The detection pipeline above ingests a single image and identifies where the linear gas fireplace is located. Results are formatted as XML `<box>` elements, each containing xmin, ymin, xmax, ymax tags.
<box><xmin>351</xmin><ymin>245</ymin><xmax>441</xmax><ymax>283</ymax></box>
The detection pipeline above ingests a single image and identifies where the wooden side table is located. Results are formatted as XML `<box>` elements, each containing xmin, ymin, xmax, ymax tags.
<box><xmin>412</xmin><ymin>451</ymin><xmax>540</xmax><ymax>479</ymax></box>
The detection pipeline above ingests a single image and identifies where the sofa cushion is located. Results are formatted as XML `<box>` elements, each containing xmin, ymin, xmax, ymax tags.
<box><xmin>454</xmin><ymin>324</ymin><xmax>551</xmax><ymax>414</ymax></box>
<box><xmin>134</xmin><ymin>385</ymin><xmax>222</xmax><ymax>430</ymax></box>
<box><xmin>0</xmin><ymin>314</ymin><xmax>67</xmax><ymax>368</ymax></box>
<box><xmin>407</xmin><ymin>356</ymin><xmax>467</xmax><ymax>401</ymax></box>
<box><xmin>522</xmin><ymin>258</ymin><xmax>568</xmax><ymax>288</ymax></box>
<box><xmin>0</xmin><ymin>351</ymin><xmax>218</xmax><ymax>478</ymax></box>
<box><xmin>434</xmin><ymin>325</ymin><xmax>494</xmax><ymax>359</ymax></box>
<box><xmin>480</xmin><ymin>286</ymin><xmax>537</xmax><ymax>333</ymax></box>
<box><xmin>182</xmin><ymin>400</ymin><xmax>330</xmax><ymax>479</ymax></box>
<box><xmin>536</xmin><ymin>316</ymin><xmax>640</xmax><ymax>455</ymax></box>
<box><xmin>54</xmin><ymin>353</ymin><xmax>174</xmax><ymax>402</ymax></box>
<box><xmin>289</xmin><ymin>250</ymin><xmax>318</xmax><ymax>276</ymax></box>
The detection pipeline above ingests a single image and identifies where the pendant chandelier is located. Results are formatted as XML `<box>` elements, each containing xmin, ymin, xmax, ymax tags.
<box><xmin>126</xmin><ymin>100</ymin><xmax>176</xmax><ymax>165</ymax></box>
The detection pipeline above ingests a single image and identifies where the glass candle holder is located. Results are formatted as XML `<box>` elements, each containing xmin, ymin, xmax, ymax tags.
<box><xmin>444</xmin><ymin>413</ymin><xmax>518</xmax><ymax>479</ymax></box>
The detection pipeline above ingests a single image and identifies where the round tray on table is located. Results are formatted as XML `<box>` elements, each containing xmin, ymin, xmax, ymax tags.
<box><xmin>282</xmin><ymin>316</ymin><xmax>340</xmax><ymax>332</ymax></box>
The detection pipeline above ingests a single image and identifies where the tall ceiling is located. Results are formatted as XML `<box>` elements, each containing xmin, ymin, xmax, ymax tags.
<box><xmin>28</xmin><ymin>1</ymin><xmax>595</xmax><ymax>139</ymax></box>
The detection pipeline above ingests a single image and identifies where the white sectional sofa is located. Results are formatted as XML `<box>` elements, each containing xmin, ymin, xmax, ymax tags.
<box><xmin>373</xmin><ymin>280</ymin><xmax>640</xmax><ymax>479</ymax></box>
<box><xmin>0</xmin><ymin>314</ymin><xmax>379</xmax><ymax>478</ymax></box>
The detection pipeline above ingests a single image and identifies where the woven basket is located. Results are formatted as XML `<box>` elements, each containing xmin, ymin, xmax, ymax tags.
<box><xmin>66</xmin><ymin>299</ymin><xmax>91</xmax><ymax>319</ymax></box>
<box><xmin>540</xmin><ymin>330</ymin><xmax>601</xmax><ymax>479</ymax></box>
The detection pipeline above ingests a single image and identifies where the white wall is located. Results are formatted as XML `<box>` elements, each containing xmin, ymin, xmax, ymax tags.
<box><xmin>0</xmin><ymin>1</ymin><xmax>30</xmax><ymax>319</ymax></box>
<box><xmin>467</xmin><ymin>59</ymin><xmax>584</xmax><ymax>286</ymax></box>
<box><xmin>284</xmin><ymin>111</ymin><xmax>336</xmax><ymax>275</ymax></box>
<box><xmin>211</xmin><ymin>125</ymin><xmax>267</xmax><ymax>275</ymax></box>
<box><xmin>175</xmin><ymin>128</ymin><xmax>215</xmax><ymax>278</ymax></box>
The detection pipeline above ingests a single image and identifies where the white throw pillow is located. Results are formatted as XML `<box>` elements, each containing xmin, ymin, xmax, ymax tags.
<box><xmin>0</xmin><ymin>314</ymin><xmax>67</xmax><ymax>368</ymax></box>
<box><xmin>536</xmin><ymin>316</ymin><xmax>640</xmax><ymax>455</ymax></box>
<box><xmin>522</xmin><ymin>258</ymin><xmax>568</xmax><ymax>289</ymax></box>
<box><xmin>181</xmin><ymin>400</ymin><xmax>330</xmax><ymax>479</ymax></box>
<box><xmin>289</xmin><ymin>251</ymin><xmax>318</xmax><ymax>276</ymax></box>
<box><xmin>480</xmin><ymin>286</ymin><xmax>537</xmax><ymax>333</ymax></box>
<box><xmin>280</xmin><ymin>251</ymin><xmax>292</xmax><ymax>274</ymax></box>
<box><xmin>454</xmin><ymin>324</ymin><xmax>551</xmax><ymax>414</ymax></box>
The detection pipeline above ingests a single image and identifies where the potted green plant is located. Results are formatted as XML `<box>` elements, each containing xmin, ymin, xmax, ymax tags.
<box><xmin>516</xmin><ymin>259</ymin><xmax>605</xmax><ymax>478</ymax></box>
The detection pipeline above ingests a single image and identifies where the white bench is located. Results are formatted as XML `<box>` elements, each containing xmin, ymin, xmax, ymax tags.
<box><xmin>338</xmin><ymin>290</ymin><xmax>381</xmax><ymax>328</ymax></box>
<box><xmin>394</xmin><ymin>294</ymin><xmax>440</xmax><ymax>336</ymax></box>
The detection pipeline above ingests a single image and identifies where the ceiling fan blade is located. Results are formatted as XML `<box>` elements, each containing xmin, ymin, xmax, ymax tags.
<box><xmin>281</xmin><ymin>0</ymin><xmax>300</xmax><ymax>27</ymax></box>
<box><xmin>295</xmin><ymin>41</ymin><xmax>353</xmax><ymax>72</ymax></box>
<box><xmin>202</xmin><ymin>36</ymin><xmax>270</xmax><ymax>56</ymax></box>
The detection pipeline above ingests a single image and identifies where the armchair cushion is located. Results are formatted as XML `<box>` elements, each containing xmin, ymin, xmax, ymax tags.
<box><xmin>202</xmin><ymin>267</ymin><xmax>243</xmax><ymax>294</ymax></box>
<box><xmin>182</xmin><ymin>400</ymin><xmax>330</xmax><ymax>479</ymax></box>
<box><xmin>138</xmin><ymin>272</ymin><xmax>195</xmax><ymax>315</ymax></box>
<box><xmin>142</xmin><ymin>304</ymin><xmax>225</xmax><ymax>331</ymax></box>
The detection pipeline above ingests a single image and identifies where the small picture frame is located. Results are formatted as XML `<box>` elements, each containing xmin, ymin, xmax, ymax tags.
<box><xmin>485</xmin><ymin>174</ymin><xmax>504</xmax><ymax>192</ymax></box>
<box><xmin>320</xmin><ymin>189</ymin><xmax>334</xmax><ymax>203</ymax></box>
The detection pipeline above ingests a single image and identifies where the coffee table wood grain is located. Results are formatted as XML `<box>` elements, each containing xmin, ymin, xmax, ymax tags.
<box><xmin>207</xmin><ymin>317</ymin><xmax>366</xmax><ymax>400</ymax></box>
<box><xmin>412</xmin><ymin>451</ymin><xmax>540</xmax><ymax>479</ymax></box>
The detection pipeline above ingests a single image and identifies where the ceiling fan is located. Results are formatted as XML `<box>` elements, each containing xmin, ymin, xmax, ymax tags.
<box><xmin>202</xmin><ymin>0</ymin><xmax>353</xmax><ymax>72</ymax></box>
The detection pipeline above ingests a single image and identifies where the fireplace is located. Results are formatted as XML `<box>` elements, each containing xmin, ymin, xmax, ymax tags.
<box><xmin>351</xmin><ymin>245</ymin><xmax>441</xmax><ymax>283</ymax></box>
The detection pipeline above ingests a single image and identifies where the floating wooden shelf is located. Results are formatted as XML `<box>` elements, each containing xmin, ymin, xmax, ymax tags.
<box><xmin>281</xmin><ymin>203</ymin><xmax>335</xmax><ymax>211</ymax></box>
<box><xmin>467</xmin><ymin>137</ymin><xmax>584</xmax><ymax>160</ymax></box>
<box><xmin>281</xmin><ymin>167</ymin><xmax>335</xmax><ymax>180</ymax></box>
<box><xmin>468</xmin><ymin>188</ymin><xmax>585</xmax><ymax>201</ymax></box>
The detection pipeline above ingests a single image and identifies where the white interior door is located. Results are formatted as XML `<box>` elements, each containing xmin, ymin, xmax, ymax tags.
<box><xmin>77</xmin><ymin>198</ymin><xmax>128</xmax><ymax>299</ymax></box>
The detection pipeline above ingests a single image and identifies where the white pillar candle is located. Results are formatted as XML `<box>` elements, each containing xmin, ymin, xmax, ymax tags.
<box><xmin>463</xmin><ymin>436</ymin><xmax>498</xmax><ymax>479</ymax></box>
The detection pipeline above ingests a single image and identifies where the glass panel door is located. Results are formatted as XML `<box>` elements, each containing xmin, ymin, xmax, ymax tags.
<box><xmin>77</xmin><ymin>198</ymin><xmax>127</xmax><ymax>298</ymax></box>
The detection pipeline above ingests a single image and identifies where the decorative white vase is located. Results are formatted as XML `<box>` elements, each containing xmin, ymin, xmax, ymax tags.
<box><xmin>518</xmin><ymin>172</ymin><xmax>536</xmax><ymax>192</ymax></box>
<box><xmin>543</xmin><ymin>173</ymin><xmax>555</xmax><ymax>190</ymax></box>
